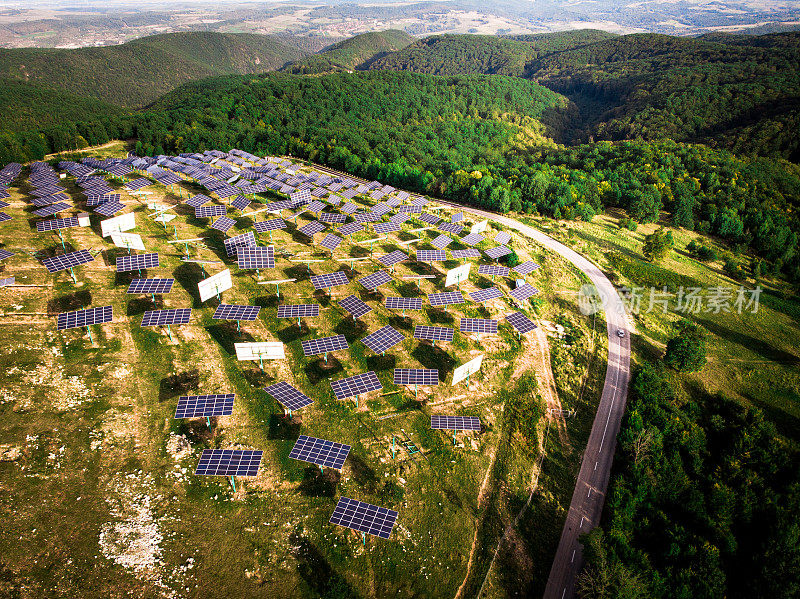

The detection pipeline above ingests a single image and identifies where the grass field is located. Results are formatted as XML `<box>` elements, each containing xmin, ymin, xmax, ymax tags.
<box><xmin>0</xmin><ymin>152</ymin><xmax>606</xmax><ymax>598</ymax></box>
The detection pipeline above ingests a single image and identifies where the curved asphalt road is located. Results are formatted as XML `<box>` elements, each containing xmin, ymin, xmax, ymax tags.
<box><xmin>304</xmin><ymin>161</ymin><xmax>631</xmax><ymax>598</ymax></box>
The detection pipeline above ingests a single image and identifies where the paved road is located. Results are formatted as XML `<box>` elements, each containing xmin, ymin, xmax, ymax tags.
<box><xmin>304</xmin><ymin>161</ymin><xmax>632</xmax><ymax>598</ymax></box>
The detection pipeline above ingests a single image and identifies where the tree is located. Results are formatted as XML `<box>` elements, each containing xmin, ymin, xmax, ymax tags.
<box><xmin>664</xmin><ymin>320</ymin><xmax>708</xmax><ymax>372</ymax></box>
<box><xmin>642</xmin><ymin>228</ymin><xmax>674</xmax><ymax>262</ymax></box>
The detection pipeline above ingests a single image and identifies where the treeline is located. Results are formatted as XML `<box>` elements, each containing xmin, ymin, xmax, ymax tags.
<box><xmin>578</xmin><ymin>361</ymin><xmax>800</xmax><ymax>598</ymax></box>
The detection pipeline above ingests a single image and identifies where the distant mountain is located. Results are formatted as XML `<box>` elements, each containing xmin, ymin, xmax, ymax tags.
<box><xmin>0</xmin><ymin>31</ymin><xmax>305</xmax><ymax>108</ymax></box>
<box><xmin>281</xmin><ymin>30</ymin><xmax>415</xmax><ymax>74</ymax></box>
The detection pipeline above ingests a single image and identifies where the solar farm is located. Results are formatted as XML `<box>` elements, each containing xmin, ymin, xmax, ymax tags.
<box><xmin>0</xmin><ymin>149</ymin><xmax>587</xmax><ymax>598</ymax></box>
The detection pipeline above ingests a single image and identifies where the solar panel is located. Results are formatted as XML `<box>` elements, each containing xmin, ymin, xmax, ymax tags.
<box><xmin>186</xmin><ymin>194</ymin><xmax>212</xmax><ymax>208</ymax></box>
<box><xmin>231</xmin><ymin>195</ymin><xmax>251</xmax><ymax>211</ymax></box>
<box><xmin>237</xmin><ymin>246</ymin><xmax>275</xmax><ymax>269</ymax></box>
<box><xmin>451</xmin><ymin>249</ymin><xmax>481</xmax><ymax>259</ymax></box>
<box><xmin>478</xmin><ymin>264</ymin><xmax>510</xmax><ymax>277</ymax></box>
<box><xmin>0</xmin><ymin>276</ymin><xmax>14</xmax><ymax>287</ymax></box>
<box><xmin>451</xmin><ymin>212</ymin><xmax>464</xmax><ymax>222</ymax></box>
<box><xmin>354</xmin><ymin>211</ymin><xmax>381</xmax><ymax>224</ymax></box>
<box><xmin>485</xmin><ymin>245</ymin><xmax>512</xmax><ymax>260</ymax></box>
<box><xmin>265</xmin><ymin>381</ymin><xmax>313</xmax><ymax>411</ymax></box>
<box><xmin>127</xmin><ymin>278</ymin><xmax>174</xmax><ymax>294</ymax></box>
<box><xmin>307</xmin><ymin>200</ymin><xmax>326</xmax><ymax>213</ymax></box>
<box><xmin>0</xmin><ymin>212</ymin><xmax>10</xmax><ymax>223</ymax></box>
<box><xmin>338</xmin><ymin>222</ymin><xmax>364</xmax><ymax>236</ymax></box>
<box><xmin>175</xmin><ymin>394</ymin><xmax>235</xmax><ymax>418</ymax></box>
<box><xmin>254</xmin><ymin>218</ymin><xmax>286</xmax><ymax>233</ymax></box>
<box><xmin>413</xmin><ymin>325</ymin><xmax>454</xmax><ymax>342</ymax></box>
<box><xmin>223</xmin><ymin>231</ymin><xmax>256</xmax><ymax>256</ymax></box>
<box><xmin>299</xmin><ymin>221</ymin><xmax>326</xmax><ymax>237</ymax></box>
<box><xmin>320</xmin><ymin>234</ymin><xmax>342</xmax><ymax>252</ymax></box>
<box><xmin>340</xmin><ymin>202</ymin><xmax>358</xmax><ymax>215</ymax></box>
<box><xmin>141</xmin><ymin>308</ymin><xmax>192</xmax><ymax>327</ymax></box>
<box><xmin>211</xmin><ymin>216</ymin><xmax>236</xmax><ymax>232</ymax></box>
<box><xmin>513</xmin><ymin>261</ymin><xmax>540</xmax><ymax>276</ymax></box>
<box><xmin>213</xmin><ymin>304</ymin><xmax>261</xmax><ymax>321</ymax></box>
<box><xmin>439</xmin><ymin>222</ymin><xmax>463</xmax><ymax>235</ymax></box>
<box><xmin>469</xmin><ymin>287</ymin><xmax>502</xmax><ymax>303</ymax></box>
<box><xmin>93</xmin><ymin>201</ymin><xmax>125</xmax><ymax>216</ymax></box>
<box><xmin>329</xmin><ymin>496</ymin><xmax>397</xmax><ymax>540</ymax></box>
<box><xmin>418</xmin><ymin>213</ymin><xmax>441</xmax><ymax>225</ymax></box>
<box><xmin>301</xmin><ymin>335</ymin><xmax>349</xmax><ymax>357</ymax></box>
<box><xmin>338</xmin><ymin>294</ymin><xmax>371</xmax><ymax>319</ymax></box>
<box><xmin>371</xmin><ymin>202</ymin><xmax>391</xmax><ymax>216</ymax></box>
<box><xmin>431</xmin><ymin>234</ymin><xmax>453</xmax><ymax>249</ymax></box>
<box><xmin>373</xmin><ymin>221</ymin><xmax>400</xmax><ymax>235</ymax></box>
<box><xmin>195</xmin><ymin>449</ymin><xmax>262</xmax><ymax>477</ymax></box>
<box><xmin>290</xmin><ymin>189</ymin><xmax>312</xmax><ymax>207</ymax></box>
<box><xmin>361</xmin><ymin>325</ymin><xmax>404</xmax><ymax>354</ymax></box>
<box><xmin>509</xmin><ymin>284</ymin><xmax>539</xmax><ymax>301</ymax></box>
<box><xmin>310</xmin><ymin>271</ymin><xmax>349</xmax><ymax>290</ymax></box>
<box><xmin>0</xmin><ymin>249</ymin><xmax>13</xmax><ymax>261</ymax></box>
<box><xmin>431</xmin><ymin>415</ymin><xmax>481</xmax><ymax>431</ymax></box>
<box><xmin>56</xmin><ymin>305</ymin><xmax>113</xmax><ymax>330</ymax></box>
<box><xmin>390</xmin><ymin>213</ymin><xmax>412</xmax><ymax>224</ymax></box>
<box><xmin>416</xmin><ymin>250</ymin><xmax>446</xmax><ymax>262</ymax></box>
<box><xmin>494</xmin><ymin>231</ymin><xmax>512</xmax><ymax>245</ymax></box>
<box><xmin>461</xmin><ymin>233</ymin><xmax>484</xmax><ymax>246</ymax></box>
<box><xmin>330</xmin><ymin>371</ymin><xmax>382</xmax><ymax>400</ymax></box>
<box><xmin>42</xmin><ymin>249</ymin><xmax>94</xmax><ymax>273</ymax></box>
<box><xmin>289</xmin><ymin>435</ymin><xmax>351</xmax><ymax>470</ymax></box>
<box><xmin>460</xmin><ymin>318</ymin><xmax>498</xmax><ymax>334</ymax></box>
<box><xmin>277</xmin><ymin>304</ymin><xmax>320</xmax><ymax>318</ymax></box>
<box><xmin>506</xmin><ymin>311</ymin><xmax>537</xmax><ymax>334</ymax></box>
<box><xmin>397</xmin><ymin>205</ymin><xmax>422</xmax><ymax>214</ymax></box>
<box><xmin>319</xmin><ymin>212</ymin><xmax>347</xmax><ymax>224</ymax></box>
<box><xmin>377</xmin><ymin>250</ymin><xmax>407</xmax><ymax>268</ymax></box>
<box><xmin>36</xmin><ymin>216</ymin><xmax>79</xmax><ymax>232</ymax></box>
<box><xmin>393</xmin><ymin>368</ymin><xmax>439</xmax><ymax>386</ymax></box>
<box><xmin>116</xmin><ymin>253</ymin><xmax>158</xmax><ymax>272</ymax></box>
<box><xmin>385</xmin><ymin>297</ymin><xmax>423</xmax><ymax>311</ymax></box>
<box><xmin>195</xmin><ymin>205</ymin><xmax>226</xmax><ymax>218</ymax></box>
<box><xmin>34</xmin><ymin>202</ymin><xmax>71</xmax><ymax>217</ymax></box>
<box><xmin>358</xmin><ymin>270</ymin><xmax>392</xmax><ymax>291</ymax></box>
<box><xmin>427</xmin><ymin>291</ymin><xmax>464</xmax><ymax>307</ymax></box>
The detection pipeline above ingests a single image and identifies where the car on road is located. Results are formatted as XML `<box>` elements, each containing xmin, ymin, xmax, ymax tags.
<box><xmin>617</xmin><ymin>329</ymin><xmax>625</xmax><ymax>338</ymax></box>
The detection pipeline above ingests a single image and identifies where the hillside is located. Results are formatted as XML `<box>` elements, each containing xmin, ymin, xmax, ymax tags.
<box><xmin>281</xmin><ymin>29</ymin><xmax>415</xmax><ymax>74</ymax></box>
<box><xmin>0</xmin><ymin>31</ymin><xmax>304</xmax><ymax>108</ymax></box>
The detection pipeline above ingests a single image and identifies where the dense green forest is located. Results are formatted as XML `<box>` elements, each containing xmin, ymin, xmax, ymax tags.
<box><xmin>578</xmin><ymin>359</ymin><xmax>800</xmax><ymax>598</ymax></box>
<box><xmin>0</xmin><ymin>31</ymin><xmax>304</xmax><ymax>107</ymax></box>
<box><xmin>281</xmin><ymin>29</ymin><xmax>414</xmax><ymax>74</ymax></box>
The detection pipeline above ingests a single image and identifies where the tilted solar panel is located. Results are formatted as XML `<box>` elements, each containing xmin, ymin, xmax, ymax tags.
<box><xmin>451</xmin><ymin>249</ymin><xmax>481</xmax><ymax>259</ymax></box>
<box><xmin>210</xmin><ymin>216</ymin><xmax>236</xmax><ymax>232</ymax></box>
<box><xmin>299</xmin><ymin>221</ymin><xmax>326</xmax><ymax>237</ymax></box>
<box><xmin>478</xmin><ymin>264</ymin><xmax>510</xmax><ymax>277</ymax></box>
<box><xmin>195</xmin><ymin>205</ymin><xmax>226</xmax><ymax>218</ymax></box>
<box><xmin>430</xmin><ymin>234</ymin><xmax>453</xmax><ymax>249</ymax></box>
<box><xmin>116</xmin><ymin>253</ymin><xmax>158</xmax><ymax>272</ymax></box>
<box><xmin>237</xmin><ymin>246</ymin><xmax>275</xmax><ymax>269</ymax></box>
<box><xmin>385</xmin><ymin>297</ymin><xmax>423</xmax><ymax>311</ymax></box>
<box><xmin>361</xmin><ymin>325</ymin><xmax>404</xmax><ymax>354</ymax></box>
<box><xmin>416</xmin><ymin>250</ymin><xmax>446</xmax><ymax>262</ymax></box>
<box><xmin>460</xmin><ymin>318</ymin><xmax>499</xmax><ymax>334</ymax></box>
<box><xmin>277</xmin><ymin>304</ymin><xmax>320</xmax><ymax>319</ymax></box>
<box><xmin>175</xmin><ymin>394</ymin><xmax>234</xmax><ymax>418</ymax></box>
<box><xmin>338</xmin><ymin>222</ymin><xmax>364</xmax><ymax>236</ymax></box>
<box><xmin>330</xmin><ymin>371</ymin><xmax>382</xmax><ymax>400</ymax></box>
<box><xmin>213</xmin><ymin>304</ymin><xmax>261</xmax><ymax>321</ymax></box>
<box><xmin>42</xmin><ymin>249</ymin><xmax>94</xmax><ymax>273</ymax></box>
<box><xmin>310</xmin><ymin>271</ymin><xmax>349</xmax><ymax>290</ymax></box>
<box><xmin>505</xmin><ymin>311</ymin><xmax>537</xmax><ymax>334</ymax></box>
<box><xmin>301</xmin><ymin>335</ymin><xmax>348</xmax><ymax>357</ymax></box>
<box><xmin>413</xmin><ymin>325</ymin><xmax>454</xmax><ymax>342</ymax></box>
<box><xmin>513</xmin><ymin>261</ymin><xmax>540</xmax><ymax>276</ymax></box>
<box><xmin>377</xmin><ymin>250</ymin><xmax>407</xmax><ymax>268</ymax></box>
<box><xmin>469</xmin><ymin>287</ymin><xmax>502</xmax><ymax>303</ymax></box>
<box><xmin>509</xmin><ymin>284</ymin><xmax>539</xmax><ymax>301</ymax></box>
<box><xmin>439</xmin><ymin>222</ymin><xmax>463</xmax><ymax>235</ymax></box>
<box><xmin>57</xmin><ymin>305</ymin><xmax>113</xmax><ymax>330</ymax></box>
<box><xmin>358</xmin><ymin>270</ymin><xmax>392</xmax><ymax>291</ymax></box>
<box><xmin>393</xmin><ymin>368</ymin><xmax>439</xmax><ymax>386</ymax></box>
<box><xmin>330</xmin><ymin>497</ymin><xmax>398</xmax><ymax>540</ymax></box>
<box><xmin>431</xmin><ymin>415</ymin><xmax>481</xmax><ymax>431</ymax></box>
<box><xmin>254</xmin><ymin>218</ymin><xmax>286</xmax><ymax>233</ymax></box>
<box><xmin>494</xmin><ymin>231</ymin><xmax>511</xmax><ymax>245</ymax></box>
<box><xmin>427</xmin><ymin>291</ymin><xmax>464</xmax><ymax>307</ymax></box>
<box><xmin>460</xmin><ymin>233</ymin><xmax>484</xmax><ymax>246</ymax></box>
<box><xmin>141</xmin><ymin>308</ymin><xmax>191</xmax><ymax>327</ymax></box>
<box><xmin>289</xmin><ymin>435</ymin><xmax>351</xmax><ymax>470</ymax></box>
<box><xmin>338</xmin><ymin>294</ymin><xmax>371</xmax><ymax>319</ymax></box>
<box><xmin>127</xmin><ymin>278</ymin><xmax>174</xmax><ymax>294</ymax></box>
<box><xmin>195</xmin><ymin>449</ymin><xmax>262</xmax><ymax>477</ymax></box>
<box><xmin>265</xmin><ymin>381</ymin><xmax>313</xmax><ymax>411</ymax></box>
<box><xmin>484</xmin><ymin>245</ymin><xmax>512</xmax><ymax>260</ymax></box>
<box><xmin>223</xmin><ymin>231</ymin><xmax>256</xmax><ymax>256</ymax></box>
<box><xmin>36</xmin><ymin>216</ymin><xmax>79</xmax><ymax>232</ymax></box>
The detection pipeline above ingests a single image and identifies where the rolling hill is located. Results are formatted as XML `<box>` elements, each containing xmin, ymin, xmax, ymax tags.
<box><xmin>0</xmin><ymin>31</ymin><xmax>305</xmax><ymax>108</ymax></box>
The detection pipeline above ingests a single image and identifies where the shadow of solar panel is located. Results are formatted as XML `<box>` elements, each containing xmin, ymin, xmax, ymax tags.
<box><xmin>377</xmin><ymin>250</ymin><xmax>407</xmax><ymax>268</ymax></box>
<box><xmin>35</xmin><ymin>202</ymin><xmax>72</xmax><ymax>217</ymax></box>
<box><xmin>57</xmin><ymin>305</ymin><xmax>113</xmax><ymax>330</ymax></box>
<box><xmin>277</xmin><ymin>304</ymin><xmax>320</xmax><ymax>318</ymax></box>
<box><xmin>469</xmin><ymin>287</ymin><xmax>502</xmax><ymax>302</ymax></box>
<box><xmin>413</xmin><ymin>325</ymin><xmax>454</xmax><ymax>342</ymax></box>
<box><xmin>211</xmin><ymin>216</ymin><xmax>236</xmax><ymax>232</ymax></box>
<box><xmin>494</xmin><ymin>231</ymin><xmax>511</xmax><ymax>245</ymax></box>
<box><xmin>320</xmin><ymin>234</ymin><xmax>342</xmax><ymax>251</ymax></box>
<box><xmin>478</xmin><ymin>265</ymin><xmax>510</xmax><ymax>277</ymax></box>
<box><xmin>330</xmin><ymin>372</ymin><xmax>382</xmax><ymax>400</ymax></box>
<box><xmin>116</xmin><ymin>253</ymin><xmax>158</xmax><ymax>272</ymax></box>
<box><xmin>485</xmin><ymin>245</ymin><xmax>511</xmax><ymax>259</ymax></box>
<box><xmin>358</xmin><ymin>270</ymin><xmax>392</xmax><ymax>291</ymax></box>
<box><xmin>265</xmin><ymin>381</ymin><xmax>313</xmax><ymax>411</ymax></box>
<box><xmin>418</xmin><ymin>213</ymin><xmax>441</xmax><ymax>225</ymax></box>
<box><xmin>141</xmin><ymin>308</ymin><xmax>191</xmax><ymax>327</ymax></box>
<box><xmin>427</xmin><ymin>291</ymin><xmax>464</xmax><ymax>307</ymax></box>
<box><xmin>127</xmin><ymin>278</ymin><xmax>174</xmax><ymax>294</ymax></box>
<box><xmin>338</xmin><ymin>295</ymin><xmax>371</xmax><ymax>319</ymax></box>
<box><xmin>430</xmin><ymin>234</ymin><xmax>453</xmax><ymax>249</ymax></box>
<box><xmin>310</xmin><ymin>271</ymin><xmax>348</xmax><ymax>290</ymax></box>
<box><xmin>213</xmin><ymin>304</ymin><xmax>261</xmax><ymax>321</ymax></box>
<box><xmin>94</xmin><ymin>201</ymin><xmax>125</xmax><ymax>216</ymax></box>
<box><xmin>301</xmin><ymin>334</ymin><xmax>348</xmax><ymax>356</ymax></box>
<box><xmin>393</xmin><ymin>368</ymin><xmax>439</xmax><ymax>386</ymax></box>
<box><xmin>237</xmin><ymin>246</ymin><xmax>275</xmax><ymax>269</ymax></box>
<box><xmin>439</xmin><ymin>222</ymin><xmax>463</xmax><ymax>235</ymax></box>
<box><xmin>320</xmin><ymin>212</ymin><xmax>347</xmax><ymax>224</ymax></box>
<box><xmin>509</xmin><ymin>284</ymin><xmax>539</xmax><ymax>301</ymax></box>
<box><xmin>513</xmin><ymin>261</ymin><xmax>540</xmax><ymax>275</ymax></box>
<box><xmin>460</xmin><ymin>318</ymin><xmax>498</xmax><ymax>334</ymax></box>
<box><xmin>431</xmin><ymin>415</ymin><xmax>481</xmax><ymax>431</ymax></box>
<box><xmin>175</xmin><ymin>394</ymin><xmax>234</xmax><ymax>418</ymax></box>
<box><xmin>451</xmin><ymin>249</ymin><xmax>481</xmax><ymax>259</ymax></box>
<box><xmin>223</xmin><ymin>232</ymin><xmax>256</xmax><ymax>256</ymax></box>
<box><xmin>329</xmin><ymin>497</ymin><xmax>397</xmax><ymax>540</ymax></box>
<box><xmin>416</xmin><ymin>250</ymin><xmax>446</xmax><ymax>262</ymax></box>
<box><xmin>36</xmin><ymin>216</ymin><xmax>79</xmax><ymax>232</ymax></box>
<box><xmin>254</xmin><ymin>218</ymin><xmax>286</xmax><ymax>233</ymax></box>
<box><xmin>385</xmin><ymin>297</ymin><xmax>423</xmax><ymax>311</ymax></box>
<box><xmin>43</xmin><ymin>249</ymin><xmax>94</xmax><ymax>273</ymax></box>
<box><xmin>460</xmin><ymin>233</ymin><xmax>484</xmax><ymax>246</ymax></box>
<box><xmin>373</xmin><ymin>221</ymin><xmax>400</xmax><ymax>234</ymax></box>
<box><xmin>506</xmin><ymin>311</ymin><xmax>537</xmax><ymax>334</ymax></box>
<box><xmin>195</xmin><ymin>205</ymin><xmax>226</xmax><ymax>218</ymax></box>
<box><xmin>290</xmin><ymin>435</ymin><xmax>351</xmax><ymax>469</ymax></box>
<box><xmin>299</xmin><ymin>221</ymin><xmax>326</xmax><ymax>237</ymax></box>
<box><xmin>361</xmin><ymin>325</ymin><xmax>404</xmax><ymax>354</ymax></box>
<box><xmin>195</xmin><ymin>449</ymin><xmax>263</xmax><ymax>477</ymax></box>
